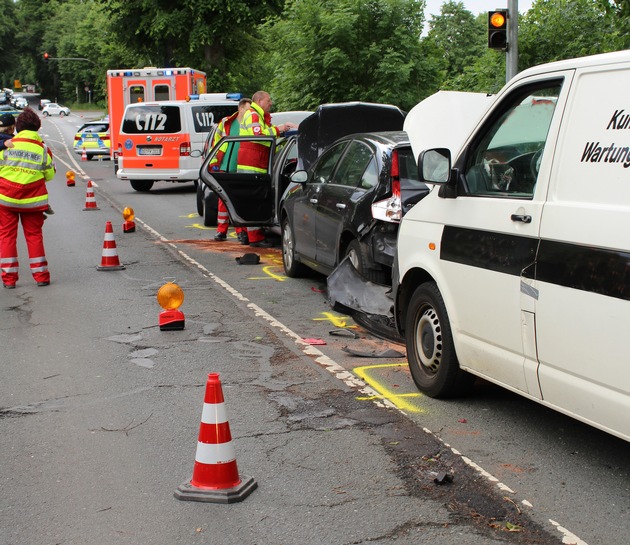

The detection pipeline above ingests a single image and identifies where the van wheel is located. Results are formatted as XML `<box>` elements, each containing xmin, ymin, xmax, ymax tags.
<box><xmin>282</xmin><ymin>217</ymin><xmax>307</xmax><ymax>278</ymax></box>
<box><xmin>405</xmin><ymin>282</ymin><xmax>473</xmax><ymax>398</ymax></box>
<box><xmin>196</xmin><ymin>183</ymin><xmax>204</xmax><ymax>216</ymax></box>
<box><xmin>344</xmin><ymin>239</ymin><xmax>389</xmax><ymax>285</ymax></box>
<box><xmin>130</xmin><ymin>180</ymin><xmax>154</xmax><ymax>192</ymax></box>
<box><xmin>203</xmin><ymin>193</ymin><xmax>218</xmax><ymax>227</ymax></box>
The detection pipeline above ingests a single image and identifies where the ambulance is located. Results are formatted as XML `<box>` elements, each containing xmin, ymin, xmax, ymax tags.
<box><xmin>394</xmin><ymin>50</ymin><xmax>630</xmax><ymax>442</ymax></box>
<box><xmin>106</xmin><ymin>67</ymin><xmax>207</xmax><ymax>172</ymax></box>
<box><xmin>116</xmin><ymin>93</ymin><xmax>240</xmax><ymax>191</ymax></box>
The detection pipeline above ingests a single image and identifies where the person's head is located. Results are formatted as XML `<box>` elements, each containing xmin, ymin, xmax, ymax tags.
<box><xmin>252</xmin><ymin>91</ymin><xmax>272</xmax><ymax>114</ymax></box>
<box><xmin>16</xmin><ymin>107</ymin><xmax>41</xmax><ymax>133</ymax></box>
<box><xmin>237</xmin><ymin>97</ymin><xmax>252</xmax><ymax>121</ymax></box>
<box><xmin>0</xmin><ymin>113</ymin><xmax>15</xmax><ymax>134</ymax></box>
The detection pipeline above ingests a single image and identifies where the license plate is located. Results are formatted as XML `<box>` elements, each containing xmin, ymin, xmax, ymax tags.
<box><xmin>83</xmin><ymin>137</ymin><xmax>97</xmax><ymax>142</ymax></box>
<box><xmin>138</xmin><ymin>146</ymin><xmax>161</xmax><ymax>156</ymax></box>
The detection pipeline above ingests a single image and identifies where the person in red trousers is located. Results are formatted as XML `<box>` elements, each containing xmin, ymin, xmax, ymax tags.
<box><xmin>0</xmin><ymin>107</ymin><xmax>56</xmax><ymax>288</ymax></box>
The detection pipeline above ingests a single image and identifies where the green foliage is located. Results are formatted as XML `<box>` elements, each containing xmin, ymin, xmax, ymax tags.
<box><xmin>259</xmin><ymin>0</ymin><xmax>440</xmax><ymax>112</ymax></box>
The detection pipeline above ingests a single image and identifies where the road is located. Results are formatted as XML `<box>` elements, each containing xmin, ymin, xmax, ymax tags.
<box><xmin>1</xmin><ymin>110</ymin><xmax>628</xmax><ymax>545</ymax></box>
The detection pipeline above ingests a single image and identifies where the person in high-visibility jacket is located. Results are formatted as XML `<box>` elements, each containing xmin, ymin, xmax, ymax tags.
<box><xmin>236</xmin><ymin>91</ymin><xmax>296</xmax><ymax>247</ymax></box>
<box><xmin>209</xmin><ymin>97</ymin><xmax>251</xmax><ymax>244</ymax></box>
<box><xmin>0</xmin><ymin>107</ymin><xmax>56</xmax><ymax>288</ymax></box>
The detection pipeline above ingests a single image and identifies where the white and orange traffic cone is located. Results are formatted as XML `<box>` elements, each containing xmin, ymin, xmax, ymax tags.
<box><xmin>83</xmin><ymin>180</ymin><xmax>100</xmax><ymax>210</ymax></box>
<box><xmin>96</xmin><ymin>221</ymin><xmax>125</xmax><ymax>271</ymax></box>
<box><xmin>174</xmin><ymin>373</ymin><xmax>257</xmax><ymax>503</ymax></box>
<box><xmin>81</xmin><ymin>147</ymin><xmax>87</xmax><ymax>161</ymax></box>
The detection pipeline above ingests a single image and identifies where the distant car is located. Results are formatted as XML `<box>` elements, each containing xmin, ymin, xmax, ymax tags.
<box><xmin>42</xmin><ymin>102</ymin><xmax>70</xmax><ymax>117</ymax></box>
<box><xmin>14</xmin><ymin>96</ymin><xmax>28</xmax><ymax>109</ymax></box>
<box><xmin>74</xmin><ymin>120</ymin><xmax>110</xmax><ymax>160</ymax></box>
<box><xmin>39</xmin><ymin>99</ymin><xmax>51</xmax><ymax>111</ymax></box>
<box><xmin>0</xmin><ymin>105</ymin><xmax>20</xmax><ymax>121</ymax></box>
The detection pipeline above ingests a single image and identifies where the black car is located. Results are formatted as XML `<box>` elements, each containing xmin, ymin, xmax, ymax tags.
<box><xmin>199</xmin><ymin>102</ymin><xmax>428</xmax><ymax>284</ymax></box>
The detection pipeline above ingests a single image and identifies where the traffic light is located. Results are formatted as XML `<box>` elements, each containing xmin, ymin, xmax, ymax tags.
<box><xmin>43</xmin><ymin>52</ymin><xmax>49</xmax><ymax>63</ymax></box>
<box><xmin>488</xmin><ymin>10</ymin><xmax>508</xmax><ymax>50</ymax></box>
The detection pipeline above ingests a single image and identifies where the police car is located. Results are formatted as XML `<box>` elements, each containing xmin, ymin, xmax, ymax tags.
<box><xmin>74</xmin><ymin>120</ymin><xmax>110</xmax><ymax>160</ymax></box>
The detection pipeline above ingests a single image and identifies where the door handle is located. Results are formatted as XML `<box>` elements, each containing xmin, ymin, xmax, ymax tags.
<box><xmin>336</xmin><ymin>203</ymin><xmax>346</xmax><ymax>210</ymax></box>
<box><xmin>309</xmin><ymin>198</ymin><xmax>318</xmax><ymax>204</ymax></box>
<box><xmin>511</xmin><ymin>214</ymin><xmax>532</xmax><ymax>223</ymax></box>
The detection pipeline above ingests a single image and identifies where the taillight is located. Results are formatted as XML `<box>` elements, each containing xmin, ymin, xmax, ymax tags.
<box><xmin>116</xmin><ymin>143</ymin><xmax>123</xmax><ymax>158</ymax></box>
<box><xmin>74</xmin><ymin>135</ymin><xmax>80</xmax><ymax>142</ymax></box>
<box><xmin>180</xmin><ymin>141</ymin><xmax>191</xmax><ymax>156</ymax></box>
<box><xmin>371</xmin><ymin>149</ymin><xmax>402</xmax><ymax>223</ymax></box>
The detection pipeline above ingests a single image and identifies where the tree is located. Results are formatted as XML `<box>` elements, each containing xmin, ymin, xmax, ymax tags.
<box><xmin>259</xmin><ymin>0</ymin><xmax>440</xmax><ymax>112</ymax></box>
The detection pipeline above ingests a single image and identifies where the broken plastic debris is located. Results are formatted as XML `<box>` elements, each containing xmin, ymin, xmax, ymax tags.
<box><xmin>433</xmin><ymin>472</ymin><xmax>453</xmax><ymax>485</ymax></box>
<box><xmin>235</xmin><ymin>253</ymin><xmax>260</xmax><ymax>265</ymax></box>
<box><xmin>303</xmin><ymin>338</ymin><xmax>327</xmax><ymax>345</ymax></box>
<box><xmin>341</xmin><ymin>346</ymin><xmax>405</xmax><ymax>358</ymax></box>
<box><xmin>329</xmin><ymin>329</ymin><xmax>360</xmax><ymax>339</ymax></box>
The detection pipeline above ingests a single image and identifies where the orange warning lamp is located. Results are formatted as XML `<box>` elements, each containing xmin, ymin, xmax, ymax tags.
<box><xmin>122</xmin><ymin>206</ymin><xmax>136</xmax><ymax>233</ymax></box>
<box><xmin>66</xmin><ymin>170</ymin><xmax>76</xmax><ymax>187</ymax></box>
<box><xmin>157</xmin><ymin>281</ymin><xmax>185</xmax><ymax>330</ymax></box>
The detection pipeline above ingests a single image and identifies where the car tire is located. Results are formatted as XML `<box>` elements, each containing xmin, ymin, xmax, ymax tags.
<box><xmin>60</xmin><ymin>112</ymin><xmax>66</xmax><ymax>117</ymax></box>
<box><xmin>344</xmin><ymin>239</ymin><xmax>389</xmax><ymax>285</ymax></box>
<box><xmin>130</xmin><ymin>180</ymin><xmax>154</xmax><ymax>192</ymax></box>
<box><xmin>196</xmin><ymin>182</ymin><xmax>204</xmax><ymax>216</ymax></box>
<box><xmin>203</xmin><ymin>192</ymin><xmax>218</xmax><ymax>227</ymax></box>
<box><xmin>405</xmin><ymin>282</ymin><xmax>474</xmax><ymax>398</ymax></box>
<box><xmin>42</xmin><ymin>112</ymin><xmax>49</xmax><ymax>117</ymax></box>
<box><xmin>282</xmin><ymin>217</ymin><xmax>308</xmax><ymax>278</ymax></box>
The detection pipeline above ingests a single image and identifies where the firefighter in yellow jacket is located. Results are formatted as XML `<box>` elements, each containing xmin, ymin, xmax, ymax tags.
<box><xmin>236</xmin><ymin>91</ymin><xmax>296</xmax><ymax>247</ymax></box>
<box><xmin>0</xmin><ymin>108</ymin><xmax>56</xmax><ymax>288</ymax></box>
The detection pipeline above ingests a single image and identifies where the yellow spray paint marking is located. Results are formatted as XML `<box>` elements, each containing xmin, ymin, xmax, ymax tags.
<box><xmin>185</xmin><ymin>223</ymin><xmax>214</xmax><ymax>230</ymax></box>
<box><xmin>183</xmin><ymin>213</ymin><xmax>200</xmax><ymax>219</ymax></box>
<box><xmin>248</xmin><ymin>265</ymin><xmax>287</xmax><ymax>282</ymax></box>
<box><xmin>313</xmin><ymin>312</ymin><xmax>357</xmax><ymax>328</ymax></box>
<box><xmin>353</xmin><ymin>363</ymin><xmax>423</xmax><ymax>413</ymax></box>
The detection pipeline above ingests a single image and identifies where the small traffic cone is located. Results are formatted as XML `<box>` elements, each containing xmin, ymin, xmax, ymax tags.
<box><xmin>174</xmin><ymin>373</ymin><xmax>257</xmax><ymax>504</ymax></box>
<box><xmin>66</xmin><ymin>170</ymin><xmax>76</xmax><ymax>187</ymax></box>
<box><xmin>83</xmin><ymin>180</ymin><xmax>100</xmax><ymax>210</ymax></box>
<box><xmin>81</xmin><ymin>147</ymin><xmax>87</xmax><ymax>161</ymax></box>
<box><xmin>96</xmin><ymin>221</ymin><xmax>125</xmax><ymax>271</ymax></box>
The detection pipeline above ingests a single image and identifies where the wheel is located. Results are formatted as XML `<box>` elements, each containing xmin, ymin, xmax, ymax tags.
<box><xmin>203</xmin><ymin>192</ymin><xmax>218</xmax><ymax>227</ymax></box>
<box><xmin>60</xmin><ymin>112</ymin><xmax>66</xmax><ymax>117</ymax></box>
<box><xmin>130</xmin><ymin>180</ymin><xmax>154</xmax><ymax>192</ymax></box>
<box><xmin>196</xmin><ymin>182</ymin><xmax>204</xmax><ymax>216</ymax></box>
<box><xmin>344</xmin><ymin>239</ymin><xmax>389</xmax><ymax>285</ymax></box>
<box><xmin>86</xmin><ymin>155</ymin><xmax>93</xmax><ymax>161</ymax></box>
<box><xmin>281</xmin><ymin>217</ymin><xmax>308</xmax><ymax>277</ymax></box>
<box><xmin>405</xmin><ymin>282</ymin><xmax>473</xmax><ymax>398</ymax></box>
<box><xmin>42</xmin><ymin>112</ymin><xmax>49</xmax><ymax>117</ymax></box>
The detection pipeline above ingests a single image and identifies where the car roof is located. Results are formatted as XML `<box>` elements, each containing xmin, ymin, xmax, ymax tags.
<box><xmin>337</xmin><ymin>130</ymin><xmax>410</xmax><ymax>148</ymax></box>
<box><xmin>296</xmin><ymin>102</ymin><xmax>406</xmax><ymax>171</ymax></box>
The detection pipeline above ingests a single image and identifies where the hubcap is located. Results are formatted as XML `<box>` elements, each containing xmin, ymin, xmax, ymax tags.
<box><xmin>416</xmin><ymin>307</ymin><xmax>441</xmax><ymax>373</ymax></box>
<box><xmin>283</xmin><ymin>225</ymin><xmax>293</xmax><ymax>268</ymax></box>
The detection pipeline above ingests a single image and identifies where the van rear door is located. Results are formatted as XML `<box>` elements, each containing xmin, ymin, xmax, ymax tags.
<box><xmin>119</xmin><ymin>104</ymin><xmax>184</xmax><ymax>172</ymax></box>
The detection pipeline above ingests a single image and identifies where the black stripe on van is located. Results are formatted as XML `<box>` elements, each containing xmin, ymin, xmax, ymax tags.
<box><xmin>440</xmin><ymin>226</ymin><xmax>630</xmax><ymax>301</ymax></box>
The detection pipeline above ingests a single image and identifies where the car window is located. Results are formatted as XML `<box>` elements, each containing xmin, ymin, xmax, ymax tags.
<box><xmin>79</xmin><ymin>124</ymin><xmax>108</xmax><ymax>133</ymax></box>
<box><xmin>310</xmin><ymin>142</ymin><xmax>348</xmax><ymax>184</ymax></box>
<box><xmin>121</xmin><ymin>105</ymin><xmax>181</xmax><ymax>134</ymax></box>
<box><xmin>399</xmin><ymin>148</ymin><xmax>424</xmax><ymax>189</ymax></box>
<box><xmin>463</xmin><ymin>83</ymin><xmax>561</xmax><ymax>197</ymax></box>
<box><xmin>331</xmin><ymin>141</ymin><xmax>374</xmax><ymax>188</ymax></box>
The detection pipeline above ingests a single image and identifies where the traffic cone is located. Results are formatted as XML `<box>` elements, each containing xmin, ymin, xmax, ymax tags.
<box><xmin>66</xmin><ymin>170</ymin><xmax>75</xmax><ymax>187</ymax></box>
<box><xmin>81</xmin><ymin>147</ymin><xmax>87</xmax><ymax>161</ymax></box>
<box><xmin>174</xmin><ymin>373</ymin><xmax>257</xmax><ymax>504</ymax></box>
<box><xmin>96</xmin><ymin>221</ymin><xmax>125</xmax><ymax>271</ymax></box>
<box><xmin>83</xmin><ymin>180</ymin><xmax>100</xmax><ymax>210</ymax></box>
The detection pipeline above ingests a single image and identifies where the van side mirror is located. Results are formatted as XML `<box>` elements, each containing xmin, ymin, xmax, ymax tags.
<box><xmin>418</xmin><ymin>148</ymin><xmax>451</xmax><ymax>184</ymax></box>
<box><xmin>290</xmin><ymin>170</ymin><xmax>308</xmax><ymax>184</ymax></box>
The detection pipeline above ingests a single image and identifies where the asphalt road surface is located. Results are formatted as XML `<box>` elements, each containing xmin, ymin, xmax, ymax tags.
<box><xmin>0</xmin><ymin>111</ymin><xmax>628</xmax><ymax>545</ymax></box>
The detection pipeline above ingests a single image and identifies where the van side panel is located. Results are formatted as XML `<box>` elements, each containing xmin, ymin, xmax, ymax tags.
<box><xmin>535</xmin><ymin>63</ymin><xmax>630</xmax><ymax>439</ymax></box>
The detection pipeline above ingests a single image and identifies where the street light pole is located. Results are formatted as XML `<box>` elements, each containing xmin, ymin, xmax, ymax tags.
<box><xmin>506</xmin><ymin>0</ymin><xmax>519</xmax><ymax>81</ymax></box>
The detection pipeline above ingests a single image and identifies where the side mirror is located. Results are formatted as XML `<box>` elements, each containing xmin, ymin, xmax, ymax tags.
<box><xmin>290</xmin><ymin>170</ymin><xmax>308</xmax><ymax>184</ymax></box>
<box><xmin>418</xmin><ymin>148</ymin><xmax>451</xmax><ymax>184</ymax></box>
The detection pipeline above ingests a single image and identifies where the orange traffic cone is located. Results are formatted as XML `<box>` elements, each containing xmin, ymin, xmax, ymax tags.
<box><xmin>96</xmin><ymin>221</ymin><xmax>125</xmax><ymax>271</ymax></box>
<box><xmin>81</xmin><ymin>147</ymin><xmax>87</xmax><ymax>161</ymax></box>
<box><xmin>174</xmin><ymin>373</ymin><xmax>257</xmax><ymax>503</ymax></box>
<box><xmin>83</xmin><ymin>180</ymin><xmax>100</xmax><ymax>210</ymax></box>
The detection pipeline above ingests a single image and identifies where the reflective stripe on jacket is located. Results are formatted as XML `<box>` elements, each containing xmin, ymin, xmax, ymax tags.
<box><xmin>236</xmin><ymin>103</ymin><xmax>279</xmax><ymax>174</ymax></box>
<box><xmin>0</xmin><ymin>130</ymin><xmax>55</xmax><ymax>212</ymax></box>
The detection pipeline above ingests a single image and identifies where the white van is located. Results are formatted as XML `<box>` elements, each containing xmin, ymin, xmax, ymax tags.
<box><xmin>394</xmin><ymin>50</ymin><xmax>630</xmax><ymax>442</ymax></box>
<box><xmin>116</xmin><ymin>94</ymin><xmax>239</xmax><ymax>191</ymax></box>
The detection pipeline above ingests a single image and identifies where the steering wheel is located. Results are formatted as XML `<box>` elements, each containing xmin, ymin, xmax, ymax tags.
<box><xmin>530</xmin><ymin>148</ymin><xmax>543</xmax><ymax>180</ymax></box>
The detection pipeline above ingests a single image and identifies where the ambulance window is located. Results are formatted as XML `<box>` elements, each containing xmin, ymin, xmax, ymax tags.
<box><xmin>192</xmin><ymin>105</ymin><xmax>239</xmax><ymax>133</ymax></box>
<box><xmin>463</xmin><ymin>81</ymin><xmax>561</xmax><ymax>198</ymax></box>
<box><xmin>153</xmin><ymin>85</ymin><xmax>170</xmax><ymax>101</ymax></box>
<box><xmin>121</xmin><ymin>105</ymin><xmax>181</xmax><ymax>134</ymax></box>
<box><xmin>129</xmin><ymin>85</ymin><xmax>145</xmax><ymax>104</ymax></box>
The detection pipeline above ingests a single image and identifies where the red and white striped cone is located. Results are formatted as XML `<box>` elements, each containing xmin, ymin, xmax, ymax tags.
<box><xmin>96</xmin><ymin>221</ymin><xmax>125</xmax><ymax>271</ymax></box>
<box><xmin>81</xmin><ymin>147</ymin><xmax>87</xmax><ymax>161</ymax></box>
<box><xmin>174</xmin><ymin>373</ymin><xmax>257</xmax><ymax>503</ymax></box>
<box><xmin>83</xmin><ymin>180</ymin><xmax>100</xmax><ymax>210</ymax></box>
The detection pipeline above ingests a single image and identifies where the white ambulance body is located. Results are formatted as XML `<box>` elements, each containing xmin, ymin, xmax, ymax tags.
<box><xmin>116</xmin><ymin>94</ymin><xmax>240</xmax><ymax>191</ymax></box>
<box><xmin>394</xmin><ymin>50</ymin><xmax>630</xmax><ymax>442</ymax></box>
